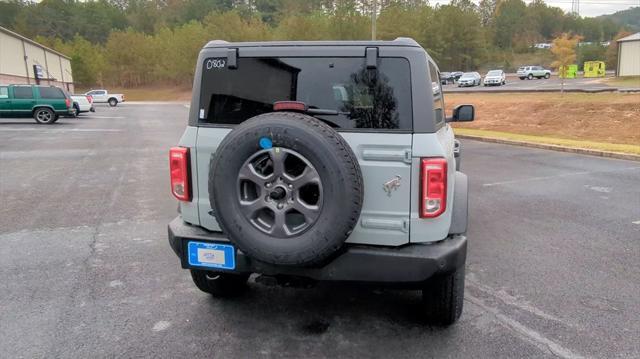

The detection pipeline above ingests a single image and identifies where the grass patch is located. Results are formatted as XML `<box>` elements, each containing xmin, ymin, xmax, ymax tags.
<box><xmin>76</xmin><ymin>86</ymin><xmax>192</xmax><ymax>101</ymax></box>
<box><xmin>605</xmin><ymin>76</ymin><xmax>640</xmax><ymax>88</ymax></box>
<box><xmin>448</xmin><ymin>92</ymin><xmax>640</xmax><ymax>146</ymax></box>
<box><xmin>454</xmin><ymin>128</ymin><xmax>640</xmax><ymax>155</ymax></box>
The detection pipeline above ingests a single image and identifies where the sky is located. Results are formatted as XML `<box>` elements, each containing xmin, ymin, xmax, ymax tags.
<box><xmin>431</xmin><ymin>0</ymin><xmax>639</xmax><ymax>17</ymax></box>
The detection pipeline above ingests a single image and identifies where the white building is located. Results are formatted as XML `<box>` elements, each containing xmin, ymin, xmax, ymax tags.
<box><xmin>617</xmin><ymin>32</ymin><xmax>640</xmax><ymax>77</ymax></box>
<box><xmin>0</xmin><ymin>26</ymin><xmax>74</xmax><ymax>92</ymax></box>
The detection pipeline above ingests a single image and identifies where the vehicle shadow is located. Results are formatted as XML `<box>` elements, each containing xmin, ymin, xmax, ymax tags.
<box><xmin>195</xmin><ymin>280</ymin><xmax>440</xmax><ymax>333</ymax></box>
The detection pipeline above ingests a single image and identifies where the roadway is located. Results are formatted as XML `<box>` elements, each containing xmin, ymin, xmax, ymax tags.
<box><xmin>1</xmin><ymin>104</ymin><xmax>638</xmax><ymax>358</ymax></box>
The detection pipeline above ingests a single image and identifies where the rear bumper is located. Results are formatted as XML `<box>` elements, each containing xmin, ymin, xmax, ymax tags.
<box><xmin>168</xmin><ymin>217</ymin><xmax>467</xmax><ymax>284</ymax></box>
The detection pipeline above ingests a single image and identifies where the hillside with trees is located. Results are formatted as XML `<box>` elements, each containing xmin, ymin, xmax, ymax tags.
<box><xmin>0</xmin><ymin>0</ymin><xmax>634</xmax><ymax>87</ymax></box>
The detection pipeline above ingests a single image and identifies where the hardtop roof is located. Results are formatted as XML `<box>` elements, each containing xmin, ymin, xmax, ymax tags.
<box><xmin>204</xmin><ymin>38</ymin><xmax>421</xmax><ymax>49</ymax></box>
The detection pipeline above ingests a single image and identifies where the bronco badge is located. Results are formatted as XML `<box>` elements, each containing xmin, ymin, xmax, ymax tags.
<box><xmin>383</xmin><ymin>175</ymin><xmax>402</xmax><ymax>196</ymax></box>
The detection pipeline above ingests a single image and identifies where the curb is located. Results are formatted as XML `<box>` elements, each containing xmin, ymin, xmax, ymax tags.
<box><xmin>456</xmin><ymin>134</ymin><xmax>640</xmax><ymax>162</ymax></box>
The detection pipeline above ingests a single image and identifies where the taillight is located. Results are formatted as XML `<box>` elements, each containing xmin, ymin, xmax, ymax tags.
<box><xmin>86</xmin><ymin>95</ymin><xmax>93</xmax><ymax>104</ymax></box>
<box><xmin>420</xmin><ymin>158</ymin><xmax>447</xmax><ymax>218</ymax></box>
<box><xmin>170</xmin><ymin>147</ymin><xmax>191</xmax><ymax>201</ymax></box>
<box><xmin>65</xmin><ymin>98</ymin><xmax>71</xmax><ymax>108</ymax></box>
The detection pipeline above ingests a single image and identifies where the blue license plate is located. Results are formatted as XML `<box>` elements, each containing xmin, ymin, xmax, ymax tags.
<box><xmin>187</xmin><ymin>241</ymin><xmax>235</xmax><ymax>270</ymax></box>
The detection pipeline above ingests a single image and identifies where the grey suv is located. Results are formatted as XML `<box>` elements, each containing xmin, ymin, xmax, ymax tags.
<box><xmin>168</xmin><ymin>38</ymin><xmax>474</xmax><ymax>325</ymax></box>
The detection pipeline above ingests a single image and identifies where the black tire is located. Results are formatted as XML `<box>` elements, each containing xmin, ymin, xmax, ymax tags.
<box><xmin>190</xmin><ymin>270</ymin><xmax>249</xmax><ymax>297</ymax></box>
<box><xmin>73</xmin><ymin>104</ymin><xmax>80</xmax><ymax>117</ymax></box>
<box><xmin>544</xmin><ymin>73</ymin><xmax>550</xmax><ymax>79</ymax></box>
<box><xmin>527</xmin><ymin>74</ymin><xmax>533</xmax><ymax>80</ymax></box>
<box><xmin>33</xmin><ymin>107</ymin><xmax>56</xmax><ymax>124</ymax></box>
<box><xmin>108</xmin><ymin>98</ymin><xmax>118</xmax><ymax>107</ymax></box>
<box><xmin>209</xmin><ymin>112</ymin><xmax>363</xmax><ymax>266</ymax></box>
<box><xmin>519</xmin><ymin>77</ymin><xmax>525</xmax><ymax>80</ymax></box>
<box><xmin>422</xmin><ymin>266</ymin><xmax>465</xmax><ymax>326</ymax></box>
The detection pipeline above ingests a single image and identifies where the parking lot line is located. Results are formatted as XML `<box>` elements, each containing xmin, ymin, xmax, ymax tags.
<box><xmin>483</xmin><ymin>166</ymin><xmax>640</xmax><ymax>187</ymax></box>
<box><xmin>0</xmin><ymin>128</ymin><xmax>123</xmax><ymax>132</ymax></box>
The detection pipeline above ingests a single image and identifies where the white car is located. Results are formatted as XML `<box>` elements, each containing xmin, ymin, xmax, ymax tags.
<box><xmin>483</xmin><ymin>70</ymin><xmax>506</xmax><ymax>86</ymax></box>
<box><xmin>517</xmin><ymin>66</ymin><xmax>551</xmax><ymax>80</ymax></box>
<box><xmin>457</xmin><ymin>72</ymin><xmax>481</xmax><ymax>87</ymax></box>
<box><xmin>84</xmin><ymin>89</ymin><xmax>125</xmax><ymax>107</ymax></box>
<box><xmin>71</xmin><ymin>95</ymin><xmax>95</xmax><ymax>115</ymax></box>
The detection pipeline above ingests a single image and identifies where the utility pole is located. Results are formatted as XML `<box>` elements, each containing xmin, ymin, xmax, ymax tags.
<box><xmin>371</xmin><ymin>0</ymin><xmax>377</xmax><ymax>40</ymax></box>
<box><xmin>571</xmin><ymin>0</ymin><xmax>579</xmax><ymax>16</ymax></box>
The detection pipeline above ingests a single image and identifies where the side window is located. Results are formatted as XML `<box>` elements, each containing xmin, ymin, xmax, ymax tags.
<box><xmin>13</xmin><ymin>87</ymin><xmax>34</xmax><ymax>99</ymax></box>
<box><xmin>428</xmin><ymin>62</ymin><xmax>445</xmax><ymax>125</ymax></box>
<box><xmin>38</xmin><ymin>87</ymin><xmax>65</xmax><ymax>99</ymax></box>
<box><xmin>0</xmin><ymin>87</ymin><xmax>8</xmax><ymax>99</ymax></box>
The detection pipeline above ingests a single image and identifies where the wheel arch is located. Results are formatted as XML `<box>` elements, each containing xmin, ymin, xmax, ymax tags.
<box><xmin>32</xmin><ymin>105</ymin><xmax>55</xmax><ymax>114</ymax></box>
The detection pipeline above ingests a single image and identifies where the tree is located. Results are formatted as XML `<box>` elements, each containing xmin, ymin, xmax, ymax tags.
<box><xmin>494</xmin><ymin>0</ymin><xmax>527</xmax><ymax>49</ymax></box>
<box><xmin>551</xmin><ymin>33</ymin><xmax>581</xmax><ymax>94</ymax></box>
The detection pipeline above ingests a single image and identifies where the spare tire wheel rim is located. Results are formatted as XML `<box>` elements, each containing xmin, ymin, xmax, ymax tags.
<box><xmin>237</xmin><ymin>148</ymin><xmax>323</xmax><ymax>238</ymax></box>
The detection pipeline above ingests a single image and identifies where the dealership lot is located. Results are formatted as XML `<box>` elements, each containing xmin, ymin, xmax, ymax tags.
<box><xmin>1</xmin><ymin>104</ymin><xmax>639</xmax><ymax>358</ymax></box>
<box><xmin>445</xmin><ymin>76</ymin><xmax>616</xmax><ymax>92</ymax></box>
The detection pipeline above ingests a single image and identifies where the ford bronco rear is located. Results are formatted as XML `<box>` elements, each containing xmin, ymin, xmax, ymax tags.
<box><xmin>168</xmin><ymin>38</ymin><xmax>474</xmax><ymax>325</ymax></box>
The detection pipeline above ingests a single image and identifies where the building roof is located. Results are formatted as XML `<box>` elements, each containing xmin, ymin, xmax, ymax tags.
<box><xmin>617</xmin><ymin>32</ymin><xmax>640</xmax><ymax>43</ymax></box>
<box><xmin>0</xmin><ymin>25</ymin><xmax>71</xmax><ymax>60</ymax></box>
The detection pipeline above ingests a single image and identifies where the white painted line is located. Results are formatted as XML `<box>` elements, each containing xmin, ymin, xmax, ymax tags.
<box><xmin>82</xmin><ymin>116</ymin><xmax>125</xmax><ymax>119</ymax></box>
<box><xmin>483</xmin><ymin>166</ymin><xmax>640</xmax><ymax>187</ymax></box>
<box><xmin>466</xmin><ymin>279</ymin><xmax>566</xmax><ymax>324</ymax></box>
<box><xmin>0</xmin><ymin>128</ymin><xmax>122</xmax><ymax>132</ymax></box>
<box><xmin>466</xmin><ymin>294</ymin><xmax>586</xmax><ymax>359</ymax></box>
<box><xmin>632</xmin><ymin>220</ymin><xmax>640</xmax><ymax>225</ymax></box>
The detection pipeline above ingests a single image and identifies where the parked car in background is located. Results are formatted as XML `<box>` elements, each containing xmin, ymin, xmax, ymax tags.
<box><xmin>0</xmin><ymin>84</ymin><xmax>74</xmax><ymax>124</ymax></box>
<box><xmin>84</xmin><ymin>89</ymin><xmax>125</xmax><ymax>107</ymax></box>
<box><xmin>440</xmin><ymin>72</ymin><xmax>456</xmax><ymax>85</ymax></box>
<box><xmin>71</xmin><ymin>94</ymin><xmax>95</xmax><ymax>115</ymax></box>
<box><xmin>450</xmin><ymin>71</ymin><xmax>464</xmax><ymax>82</ymax></box>
<box><xmin>483</xmin><ymin>70</ymin><xmax>506</xmax><ymax>86</ymax></box>
<box><xmin>517</xmin><ymin>66</ymin><xmax>551</xmax><ymax>80</ymax></box>
<box><xmin>440</xmin><ymin>72</ymin><xmax>450</xmax><ymax>85</ymax></box>
<box><xmin>457</xmin><ymin>72</ymin><xmax>481</xmax><ymax>87</ymax></box>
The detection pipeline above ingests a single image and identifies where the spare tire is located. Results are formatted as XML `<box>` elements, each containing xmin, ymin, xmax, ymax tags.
<box><xmin>209</xmin><ymin>112</ymin><xmax>363</xmax><ymax>266</ymax></box>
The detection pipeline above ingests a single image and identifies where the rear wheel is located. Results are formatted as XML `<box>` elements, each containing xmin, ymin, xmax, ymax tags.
<box><xmin>421</xmin><ymin>266</ymin><xmax>465</xmax><ymax>326</ymax></box>
<box><xmin>108</xmin><ymin>98</ymin><xmax>118</xmax><ymax>107</ymax></box>
<box><xmin>190</xmin><ymin>270</ymin><xmax>249</xmax><ymax>297</ymax></box>
<box><xmin>33</xmin><ymin>108</ymin><xmax>56</xmax><ymax>124</ymax></box>
<box><xmin>73</xmin><ymin>104</ymin><xmax>80</xmax><ymax>117</ymax></box>
<box><xmin>544</xmin><ymin>73</ymin><xmax>550</xmax><ymax>79</ymax></box>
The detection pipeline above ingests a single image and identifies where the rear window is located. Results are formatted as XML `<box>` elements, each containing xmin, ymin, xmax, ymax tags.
<box><xmin>199</xmin><ymin>57</ymin><xmax>412</xmax><ymax>130</ymax></box>
<box><xmin>38</xmin><ymin>87</ymin><xmax>66</xmax><ymax>99</ymax></box>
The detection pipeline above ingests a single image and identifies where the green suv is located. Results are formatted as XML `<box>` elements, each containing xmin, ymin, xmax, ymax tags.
<box><xmin>0</xmin><ymin>84</ymin><xmax>74</xmax><ymax>124</ymax></box>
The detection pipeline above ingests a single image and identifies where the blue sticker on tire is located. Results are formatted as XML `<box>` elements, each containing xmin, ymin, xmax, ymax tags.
<box><xmin>187</xmin><ymin>241</ymin><xmax>235</xmax><ymax>270</ymax></box>
<box><xmin>259</xmin><ymin>137</ymin><xmax>273</xmax><ymax>149</ymax></box>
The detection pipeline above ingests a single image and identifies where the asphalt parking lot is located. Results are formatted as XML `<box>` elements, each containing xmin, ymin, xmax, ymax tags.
<box><xmin>1</xmin><ymin>104</ymin><xmax>639</xmax><ymax>358</ymax></box>
<box><xmin>444</xmin><ymin>76</ymin><xmax>615</xmax><ymax>93</ymax></box>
